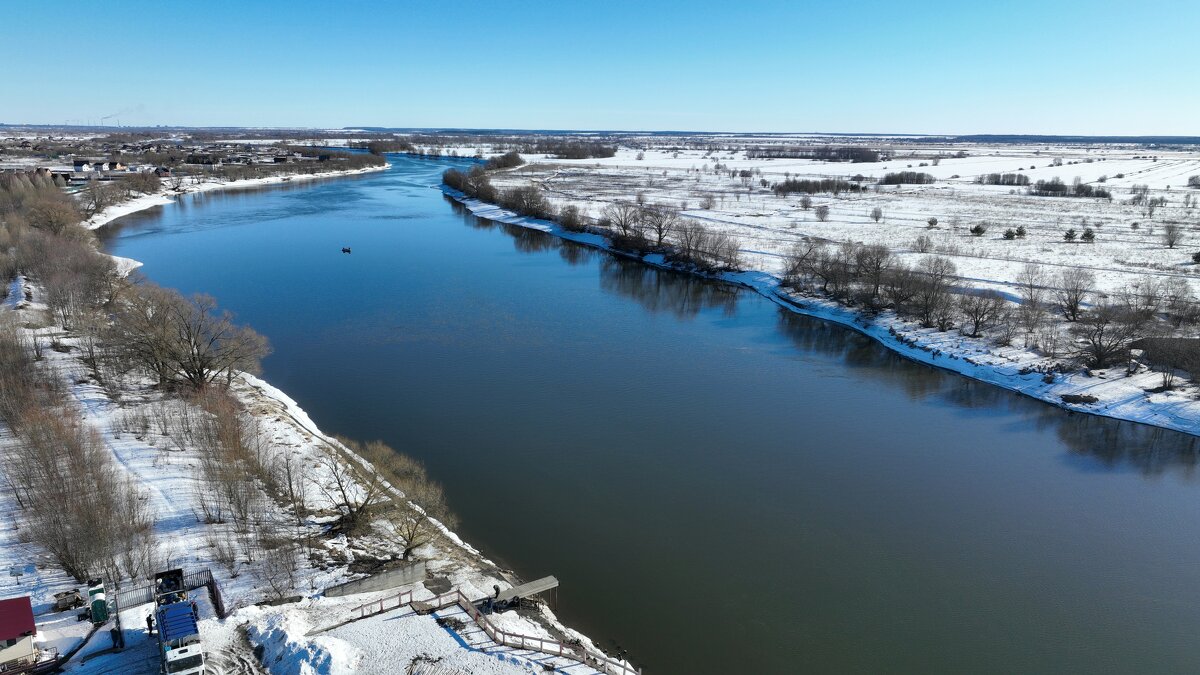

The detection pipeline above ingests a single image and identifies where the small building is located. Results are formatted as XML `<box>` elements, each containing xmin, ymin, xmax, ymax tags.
<box><xmin>0</xmin><ymin>596</ymin><xmax>37</xmax><ymax>673</ymax></box>
<box><xmin>185</xmin><ymin>154</ymin><xmax>220</xmax><ymax>166</ymax></box>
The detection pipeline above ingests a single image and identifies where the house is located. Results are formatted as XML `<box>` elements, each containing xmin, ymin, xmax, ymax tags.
<box><xmin>185</xmin><ymin>153</ymin><xmax>220</xmax><ymax>166</ymax></box>
<box><xmin>0</xmin><ymin>596</ymin><xmax>37</xmax><ymax>673</ymax></box>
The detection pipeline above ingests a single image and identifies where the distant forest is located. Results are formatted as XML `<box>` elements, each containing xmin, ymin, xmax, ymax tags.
<box><xmin>746</xmin><ymin>146</ymin><xmax>886</xmax><ymax>162</ymax></box>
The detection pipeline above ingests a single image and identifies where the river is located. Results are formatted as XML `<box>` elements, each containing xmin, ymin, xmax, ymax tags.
<box><xmin>101</xmin><ymin>155</ymin><xmax>1200</xmax><ymax>674</ymax></box>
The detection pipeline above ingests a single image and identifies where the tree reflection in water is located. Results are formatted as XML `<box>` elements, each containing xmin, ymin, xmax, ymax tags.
<box><xmin>598</xmin><ymin>257</ymin><xmax>738</xmax><ymax>320</ymax></box>
<box><xmin>470</xmin><ymin>200</ymin><xmax>1200</xmax><ymax>478</ymax></box>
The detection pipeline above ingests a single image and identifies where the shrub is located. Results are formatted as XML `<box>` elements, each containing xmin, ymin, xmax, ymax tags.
<box><xmin>484</xmin><ymin>151</ymin><xmax>524</xmax><ymax>170</ymax></box>
<box><xmin>1015</xmin><ymin>226</ymin><xmax>1027</xmax><ymax>238</ymax></box>
<box><xmin>1003</xmin><ymin>229</ymin><xmax>1016</xmax><ymax>240</ymax></box>
<box><xmin>498</xmin><ymin>185</ymin><xmax>553</xmax><ymax>220</ymax></box>
<box><xmin>977</xmin><ymin>173</ymin><xmax>1030</xmax><ymax>186</ymax></box>
<box><xmin>970</xmin><ymin>224</ymin><xmax>987</xmax><ymax>236</ymax></box>
<box><xmin>1081</xmin><ymin>228</ymin><xmax>1095</xmax><ymax>242</ymax></box>
<box><xmin>530</xmin><ymin>141</ymin><xmax>616</xmax><ymax>159</ymax></box>
<box><xmin>773</xmin><ymin>178</ymin><xmax>861</xmax><ymax>196</ymax></box>
<box><xmin>1192</xmin><ymin>251</ymin><xmax>1200</xmax><ymax>263</ymax></box>
<box><xmin>1063</xmin><ymin>228</ymin><xmax>1077</xmax><ymax>242</ymax></box>
<box><xmin>879</xmin><ymin>171</ymin><xmax>935</xmax><ymax>185</ymax></box>
<box><xmin>1030</xmin><ymin>178</ymin><xmax>1070</xmax><ymax>196</ymax></box>
<box><xmin>558</xmin><ymin>205</ymin><xmax>586</xmax><ymax>232</ymax></box>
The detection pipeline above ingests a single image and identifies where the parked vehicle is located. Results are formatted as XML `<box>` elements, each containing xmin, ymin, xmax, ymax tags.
<box><xmin>152</xmin><ymin>570</ymin><xmax>204</xmax><ymax>675</ymax></box>
<box><xmin>51</xmin><ymin>590</ymin><xmax>84</xmax><ymax>612</ymax></box>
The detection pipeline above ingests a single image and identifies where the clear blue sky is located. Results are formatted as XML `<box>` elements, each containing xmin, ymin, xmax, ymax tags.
<box><xmin>2</xmin><ymin>0</ymin><xmax>1195</xmax><ymax>135</ymax></box>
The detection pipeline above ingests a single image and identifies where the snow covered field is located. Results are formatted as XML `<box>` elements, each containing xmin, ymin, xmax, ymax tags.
<box><xmin>480</xmin><ymin>139</ymin><xmax>1200</xmax><ymax>298</ymax></box>
<box><xmin>439</xmin><ymin>133</ymin><xmax>1200</xmax><ymax>437</ymax></box>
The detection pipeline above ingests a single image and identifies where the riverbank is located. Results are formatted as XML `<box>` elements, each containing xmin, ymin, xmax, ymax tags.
<box><xmin>445</xmin><ymin>188</ymin><xmax>1200</xmax><ymax>438</ymax></box>
<box><xmin>1</xmin><ymin>162</ymin><xmax>632</xmax><ymax>673</ymax></box>
<box><xmin>0</xmin><ymin>276</ymin><xmax>628</xmax><ymax>674</ymax></box>
<box><xmin>84</xmin><ymin>164</ymin><xmax>389</xmax><ymax>231</ymax></box>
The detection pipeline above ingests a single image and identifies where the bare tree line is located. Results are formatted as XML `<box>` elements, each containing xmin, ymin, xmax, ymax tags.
<box><xmin>444</xmin><ymin>166</ymin><xmax>742</xmax><ymax>272</ymax></box>
<box><xmin>0</xmin><ymin>317</ymin><xmax>162</xmax><ymax>584</ymax></box>
<box><xmin>785</xmin><ymin>242</ymin><xmax>1200</xmax><ymax>375</ymax></box>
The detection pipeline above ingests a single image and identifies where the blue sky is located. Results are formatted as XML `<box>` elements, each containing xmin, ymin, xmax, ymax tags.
<box><xmin>2</xmin><ymin>0</ymin><xmax>1195</xmax><ymax>134</ymax></box>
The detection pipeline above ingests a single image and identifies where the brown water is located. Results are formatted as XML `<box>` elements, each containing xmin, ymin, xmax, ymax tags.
<box><xmin>103</xmin><ymin>156</ymin><xmax>1200</xmax><ymax>674</ymax></box>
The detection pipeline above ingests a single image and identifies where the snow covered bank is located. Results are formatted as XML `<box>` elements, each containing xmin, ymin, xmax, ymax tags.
<box><xmin>445</xmin><ymin>188</ymin><xmax>1200</xmax><ymax>438</ymax></box>
<box><xmin>2</xmin><ymin>263</ymin><xmax>632</xmax><ymax>674</ymax></box>
<box><xmin>84</xmin><ymin>164</ymin><xmax>388</xmax><ymax>231</ymax></box>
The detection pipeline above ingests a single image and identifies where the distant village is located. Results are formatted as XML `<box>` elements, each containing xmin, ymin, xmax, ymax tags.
<box><xmin>0</xmin><ymin>134</ymin><xmax>368</xmax><ymax>188</ymax></box>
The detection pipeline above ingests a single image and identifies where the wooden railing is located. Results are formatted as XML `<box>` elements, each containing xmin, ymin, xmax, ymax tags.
<box><xmin>350</xmin><ymin>588</ymin><xmax>414</xmax><ymax>618</ymax></box>
<box><xmin>351</xmin><ymin>588</ymin><xmax>640</xmax><ymax>675</ymax></box>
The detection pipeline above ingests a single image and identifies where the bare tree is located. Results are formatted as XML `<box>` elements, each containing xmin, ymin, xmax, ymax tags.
<box><xmin>883</xmin><ymin>263</ymin><xmax>920</xmax><ymax>309</ymax></box>
<box><xmin>601</xmin><ymin>202</ymin><xmax>643</xmax><ymax>239</ymax></box>
<box><xmin>782</xmin><ymin>240</ymin><xmax>822</xmax><ymax>288</ymax></box>
<box><xmin>1017</xmin><ymin>263</ymin><xmax>1047</xmax><ymax>343</ymax></box>
<box><xmin>855</xmin><ymin>244</ymin><xmax>892</xmax><ymax>301</ymax></box>
<box><xmin>1054</xmin><ymin>268</ymin><xmax>1094</xmax><ymax>322</ymax></box>
<box><xmin>870</xmin><ymin>206</ymin><xmax>883</xmax><ymax>223</ymax></box>
<box><xmin>1072</xmin><ymin>303</ymin><xmax>1143</xmax><ymax>369</ymax></box>
<box><xmin>914</xmin><ymin>256</ymin><xmax>957</xmax><ymax>329</ymax></box>
<box><xmin>1164</xmin><ymin>223</ymin><xmax>1184</xmax><ymax>249</ymax></box>
<box><xmin>375</xmin><ymin>453</ymin><xmax>457</xmax><ymax>560</ymax></box>
<box><xmin>814</xmin><ymin>205</ymin><xmax>830</xmax><ymax>222</ymax></box>
<box><xmin>112</xmin><ymin>284</ymin><xmax>271</xmax><ymax>388</ymax></box>
<box><xmin>958</xmin><ymin>290</ymin><xmax>1008</xmax><ymax>337</ymax></box>
<box><xmin>643</xmin><ymin>205</ymin><xmax>680</xmax><ymax>248</ymax></box>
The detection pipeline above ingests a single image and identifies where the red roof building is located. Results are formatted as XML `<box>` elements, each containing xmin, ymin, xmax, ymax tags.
<box><xmin>0</xmin><ymin>596</ymin><xmax>37</xmax><ymax>672</ymax></box>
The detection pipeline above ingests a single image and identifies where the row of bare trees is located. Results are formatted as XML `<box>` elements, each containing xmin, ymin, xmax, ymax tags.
<box><xmin>445</xmin><ymin>165</ymin><xmax>743</xmax><ymax>272</ymax></box>
<box><xmin>109</xmin><ymin>284</ymin><xmax>271</xmax><ymax>389</ymax></box>
<box><xmin>0</xmin><ymin>318</ymin><xmax>162</xmax><ymax>583</ymax></box>
<box><xmin>319</xmin><ymin>438</ymin><xmax>457</xmax><ymax>561</ymax></box>
<box><xmin>784</xmin><ymin>242</ymin><xmax>1200</xmax><ymax>375</ymax></box>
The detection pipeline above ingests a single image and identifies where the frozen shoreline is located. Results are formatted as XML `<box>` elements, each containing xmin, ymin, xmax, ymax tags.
<box><xmin>445</xmin><ymin>188</ymin><xmax>1200</xmax><ymax>438</ymax></box>
<box><xmin>84</xmin><ymin>164</ymin><xmax>388</xmax><ymax>231</ymax></box>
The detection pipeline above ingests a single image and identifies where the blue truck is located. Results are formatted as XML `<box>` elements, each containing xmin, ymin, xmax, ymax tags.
<box><xmin>152</xmin><ymin>570</ymin><xmax>204</xmax><ymax>675</ymax></box>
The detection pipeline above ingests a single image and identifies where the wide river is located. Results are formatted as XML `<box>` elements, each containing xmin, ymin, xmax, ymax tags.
<box><xmin>103</xmin><ymin>156</ymin><xmax>1200</xmax><ymax>674</ymax></box>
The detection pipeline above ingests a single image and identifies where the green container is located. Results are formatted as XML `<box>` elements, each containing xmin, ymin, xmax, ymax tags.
<box><xmin>88</xmin><ymin>579</ymin><xmax>108</xmax><ymax>624</ymax></box>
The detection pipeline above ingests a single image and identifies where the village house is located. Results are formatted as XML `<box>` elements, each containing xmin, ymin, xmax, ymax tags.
<box><xmin>0</xmin><ymin>596</ymin><xmax>37</xmax><ymax>673</ymax></box>
<box><xmin>185</xmin><ymin>153</ymin><xmax>220</xmax><ymax>165</ymax></box>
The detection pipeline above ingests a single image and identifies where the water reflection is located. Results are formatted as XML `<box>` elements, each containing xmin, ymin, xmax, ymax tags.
<box><xmin>464</xmin><ymin>207</ymin><xmax>1200</xmax><ymax>477</ymax></box>
<box><xmin>773</xmin><ymin>310</ymin><xmax>1200</xmax><ymax>476</ymax></box>
<box><xmin>597</xmin><ymin>257</ymin><xmax>739</xmax><ymax>319</ymax></box>
<box><xmin>556</xmin><ymin>240</ymin><xmax>597</xmax><ymax>267</ymax></box>
<box><xmin>505</xmin><ymin>224</ymin><xmax>557</xmax><ymax>254</ymax></box>
<box><xmin>1058</xmin><ymin>415</ymin><xmax>1200</xmax><ymax>476</ymax></box>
